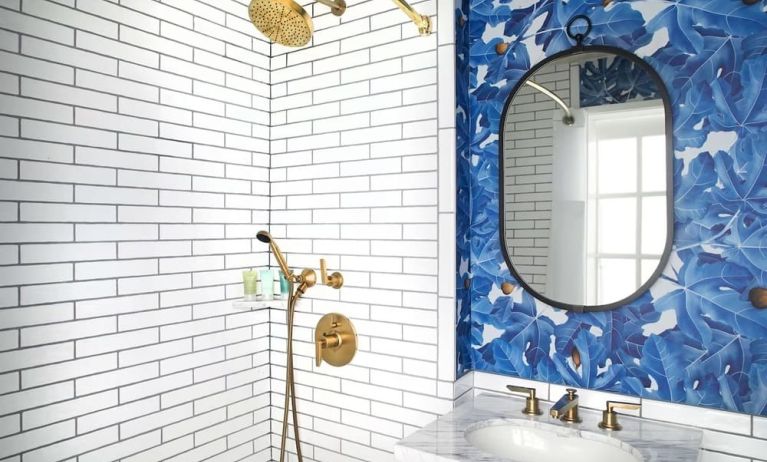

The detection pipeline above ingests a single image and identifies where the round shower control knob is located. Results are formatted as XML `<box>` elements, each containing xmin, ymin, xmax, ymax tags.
<box><xmin>315</xmin><ymin>313</ymin><xmax>357</xmax><ymax>367</ymax></box>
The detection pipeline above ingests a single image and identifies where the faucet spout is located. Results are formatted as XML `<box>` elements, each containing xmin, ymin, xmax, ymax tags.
<box><xmin>550</xmin><ymin>388</ymin><xmax>581</xmax><ymax>423</ymax></box>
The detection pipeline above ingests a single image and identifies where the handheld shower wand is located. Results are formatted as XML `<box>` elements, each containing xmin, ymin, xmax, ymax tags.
<box><xmin>256</xmin><ymin>231</ymin><xmax>346</xmax><ymax>462</ymax></box>
<box><xmin>256</xmin><ymin>231</ymin><xmax>293</xmax><ymax>280</ymax></box>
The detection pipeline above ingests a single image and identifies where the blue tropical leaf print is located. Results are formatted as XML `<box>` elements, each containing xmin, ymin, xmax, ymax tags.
<box><xmin>457</xmin><ymin>0</ymin><xmax>767</xmax><ymax>416</ymax></box>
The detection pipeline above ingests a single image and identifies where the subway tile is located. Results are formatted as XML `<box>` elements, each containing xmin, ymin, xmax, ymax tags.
<box><xmin>0</xmin><ymin>244</ymin><xmax>17</xmax><ymax>266</ymax></box>
<box><xmin>77</xmin><ymin>30</ymin><xmax>158</xmax><ymax>68</ymax></box>
<box><xmin>22</xmin><ymin>352</ymin><xmax>115</xmax><ymax>388</ymax></box>
<box><xmin>0</xmin><ymin>9</ymin><xmax>73</xmax><ymax>45</ymax></box>
<box><xmin>20</xmin><ymin>203</ymin><xmax>116</xmax><ymax>223</ymax></box>
<box><xmin>119</xmin><ymin>338</ymin><xmax>191</xmax><ymax>368</ymax></box>
<box><xmin>120</xmin><ymin>371</ymin><xmax>192</xmax><ymax>403</ymax></box>
<box><xmin>24</xmin><ymin>426</ymin><xmax>118</xmax><ymax>462</ymax></box>
<box><xmin>76</xmin><ymin>224</ymin><xmax>158</xmax><ymax>242</ymax></box>
<box><xmin>0</xmin><ymin>50</ymin><xmax>73</xmax><ymax>85</ymax></box>
<box><xmin>78</xmin><ymin>429</ymin><xmax>160</xmax><ymax>462</ymax></box>
<box><xmin>0</xmin><ymin>381</ymin><xmax>73</xmax><ymax>417</ymax></box>
<box><xmin>20</xmin><ymin>316</ymin><xmax>115</xmax><ymax>347</ymax></box>
<box><xmin>22</xmin><ymin>390</ymin><xmax>117</xmax><ymax>430</ymax></box>
<box><xmin>117</xmin><ymin>303</ymin><xmax>186</xmax><ymax>333</ymax></box>
<box><xmin>77</xmin><ymin>396</ymin><xmax>158</xmax><ymax>434</ymax></box>
<box><xmin>118</xmin><ymin>273</ymin><xmax>190</xmax><ymax>295</ymax></box>
<box><xmin>118</xmin><ymin>205</ymin><xmax>191</xmax><ymax>223</ymax></box>
<box><xmin>22</xmin><ymin>79</ymin><xmax>115</xmax><ymax>112</ymax></box>
<box><xmin>75</xmin><ymin>146</ymin><xmax>158</xmax><ymax>171</ymax></box>
<box><xmin>75</xmin><ymin>108</ymin><xmax>158</xmax><ymax>137</ymax></box>
<box><xmin>118</xmin><ymin>240</ymin><xmax>190</xmax><ymax>259</ymax></box>
<box><xmin>23</xmin><ymin>0</ymin><xmax>116</xmax><ymax>37</ymax></box>
<box><xmin>76</xmin><ymin>362</ymin><xmax>157</xmax><ymax>396</ymax></box>
<box><xmin>76</xmin><ymin>328</ymin><xmax>158</xmax><ymax>357</ymax></box>
<box><xmin>0</xmin><ymin>420</ymin><xmax>75</xmax><ymax>460</ymax></box>
<box><xmin>21</xmin><ymin>36</ymin><xmax>116</xmax><ymax>75</ymax></box>
<box><xmin>0</xmin><ymin>94</ymin><xmax>72</xmax><ymax>123</ymax></box>
<box><xmin>77</xmin><ymin>70</ymin><xmax>158</xmax><ymax>102</ymax></box>
<box><xmin>21</xmin><ymin>120</ymin><xmax>116</xmax><ymax>149</ymax></box>
<box><xmin>20</xmin><ymin>279</ymin><xmax>115</xmax><ymax>305</ymax></box>
<box><xmin>75</xmin><ymin>185</ymin><xmax>157</xmax><ymax>206</ymax></box>
<box><xmin>21</xmin><ymin>242</ymin><xmax>115</xmax><ymax>263</ymax></box>
<box><xmin>118</xmin><ymin>133</ymin><xmax>191</xmax><ymax>158</ymax></box>
<box><xmin>121</xmin><ymin>403</ymin><xmax>192</xmax><ymax>438</ymax></box>
<box><xmin>0</xmin><ymin>263</ymin><xmax>72</xmax><ymax>287</ymax></box>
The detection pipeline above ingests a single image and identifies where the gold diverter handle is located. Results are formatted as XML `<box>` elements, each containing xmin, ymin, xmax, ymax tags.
<box><xmin>315</xmin><ymin>313</ymin><xmax>357</xmax><ymax>367</ymax></box>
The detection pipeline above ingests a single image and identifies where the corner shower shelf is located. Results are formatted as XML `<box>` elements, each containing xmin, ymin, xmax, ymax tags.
<box><xmin>232</xmin><ymin>299</ymin><xmax>288</xmax><ymax>311</ymax></box>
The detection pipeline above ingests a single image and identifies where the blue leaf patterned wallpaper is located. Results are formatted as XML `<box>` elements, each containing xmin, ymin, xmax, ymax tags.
<box><xmin>455</xmin><ymin>0</ymin><xmax>767</xmax><ymax>416</ymax></box>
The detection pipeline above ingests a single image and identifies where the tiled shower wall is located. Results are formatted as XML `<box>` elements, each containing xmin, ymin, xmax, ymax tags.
<box><xmin>267</xmin><ymin>0</ymin><xmax>456</xmax><ymax>460</ymax></box>
<box><xmin>0</xmin><ymin>0</ymin><xmax>274</xmax><ymax>461</ymax></box>
<box><xmin>502</xmin><ymin>61</ymin><xmax>572</xmax><ymax>294</ymax></box>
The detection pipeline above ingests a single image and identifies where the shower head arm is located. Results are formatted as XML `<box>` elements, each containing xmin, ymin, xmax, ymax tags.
<box><xmin>391</xmin><ymin>0</ymin><xmax>432</xmax><ymax>35</ymax></box>
<box><xmin>524</xmin><ymin>80</ymin><xmax>575</xmax><ymax>126</ymax></box>
<box><xmin>315</xmin><ymin>0</ymin><xmax>346</xmax><ymax>16</ymax></box>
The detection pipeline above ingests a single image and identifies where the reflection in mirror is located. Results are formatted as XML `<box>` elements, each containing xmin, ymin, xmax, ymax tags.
<box><xmin>502</xmin><ymin>50</ymin><xmax>671</xmax><ymax>309</ymax></box>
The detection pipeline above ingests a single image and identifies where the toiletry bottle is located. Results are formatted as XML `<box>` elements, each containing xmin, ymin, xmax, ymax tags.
<box><xmin>242</xmin><ymin>270</ymin><xmax>258</xmax><ymax>301</ymax></box>
<box><xmin>260</xmin><ymin>269</ymin><xmax>274</xmax><ymax>300</ymax></box>
<box><xmin>274</xmin><ymin>273</ymin><xmax>282</xmax><ymax>299</ymax></box>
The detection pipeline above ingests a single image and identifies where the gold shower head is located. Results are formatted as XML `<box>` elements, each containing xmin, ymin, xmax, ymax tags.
<box><xmin>249</xmin><ymin>0</ymin><xmax>313</xmax><ymax>47</ymax></box>
<box><xmin>249</xmin><ymin>0</ymin><xmax>347</xmax><ymax>47</ymax></box>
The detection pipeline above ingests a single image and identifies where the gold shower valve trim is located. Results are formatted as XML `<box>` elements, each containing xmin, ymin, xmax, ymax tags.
<box><xmin>315</xmin><ymin>313</ymin><xmax>357</xmax><ymax>367</ymax></box>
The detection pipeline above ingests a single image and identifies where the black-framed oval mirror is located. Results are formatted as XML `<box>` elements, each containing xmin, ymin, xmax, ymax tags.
<box><xmin>500</xmin><ymin>46</ymin><xmax>673</xmax><ymax>312</ymax></box>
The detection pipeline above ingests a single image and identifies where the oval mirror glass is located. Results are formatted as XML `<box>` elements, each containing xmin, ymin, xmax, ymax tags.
<box><xmin>501</xmin><ymin>48</ymin><xmax>672</xmax><ymax>311</ymax></box>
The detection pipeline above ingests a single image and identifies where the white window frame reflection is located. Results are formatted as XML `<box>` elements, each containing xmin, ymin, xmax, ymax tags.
<box><xmin>585</xmin><ymin>102</ymin><xmax>666</xmax><ymax>306</ymax></box>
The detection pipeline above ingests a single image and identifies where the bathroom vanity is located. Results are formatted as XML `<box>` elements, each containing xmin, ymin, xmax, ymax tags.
<box><xmin>395</xmin><ymin>394</ymin><xmax>702</xmax><ymax>462</ymax></box>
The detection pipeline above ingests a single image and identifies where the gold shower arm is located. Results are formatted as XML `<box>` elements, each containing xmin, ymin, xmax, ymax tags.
<box><xmin>315</xmin><ymin>0</ymin><xmax>346</xmax><ymax>16</ymax></box>
<box><xmin>391</xmin><ymin>0</ymin><xmax>432</xmax><ymax>36</ymax></box>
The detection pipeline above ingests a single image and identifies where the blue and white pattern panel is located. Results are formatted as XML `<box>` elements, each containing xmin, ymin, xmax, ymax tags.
<box><xmin>456</xmin><ymin>0</ymin><xmax>767</xmax><ymax>416</ymax></box>
<box><xmin>580</xmin><ymin>56</ymin><xmax>661</xmax><ymax>107</ymax></box>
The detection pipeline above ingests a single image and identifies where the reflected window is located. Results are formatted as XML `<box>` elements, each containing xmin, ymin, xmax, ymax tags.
<box><xmin>585</xmin><ymin>105</ymin><xmax>666</xmax><ymax>305</ymax></box>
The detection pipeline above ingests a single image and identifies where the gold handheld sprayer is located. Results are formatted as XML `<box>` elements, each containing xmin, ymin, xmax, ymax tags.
<box><xmin>256</xmin><ymin>231</ymin><xmax>352</xmax><ymax>462</ymax></box>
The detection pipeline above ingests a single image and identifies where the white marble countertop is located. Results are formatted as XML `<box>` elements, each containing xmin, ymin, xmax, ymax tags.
<box><xmin>395</xmin><ymin>393</ymin><xmax>703</xmax><ymax>462</ymax></box>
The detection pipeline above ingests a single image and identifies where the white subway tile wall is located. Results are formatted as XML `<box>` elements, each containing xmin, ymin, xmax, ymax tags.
<box><xmin>267</xmin><ymin>1</ymin><xmax>457</xmax><ymax>460</ymax></box>
<box><xmin>0</xmin><ymin>0</ymin><xmax>272</xmax><ymax>461</ymax></box>
<box><xmin>503</xmin><ymin>61</ymin><xmax>572</xmax><ymax>294</ymax></box>
<box><xmin>4</xmin><ymin>2</ymin><xmax>759</xmax><ymax>462</ymax></box>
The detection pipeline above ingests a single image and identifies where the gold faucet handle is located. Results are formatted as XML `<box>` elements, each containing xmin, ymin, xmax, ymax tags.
<box><xmin>506</xmin><ymin>385</ymin><xmax>542</xmax><ymax>416</ymax></box>
<box><xmin>599</xmin><ymin>401</ymin><xmax>641</xmax><ymax>431</ymax></box>
<box><xmin>320</xmin><ymin>258</ymin><xmax>344</xmax><ymax>289</ymax></box>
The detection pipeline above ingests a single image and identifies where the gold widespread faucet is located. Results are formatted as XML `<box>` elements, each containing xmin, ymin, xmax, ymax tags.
<box><xmin>598</xmin><ymin>401</ymin><xmax>641</xmax><ymax>431</ymax></box>
<box><xmin>550</xmin><ymin>388</ymin><xmax>582</xmax><ymax>423</ymax></box>
<box><xmin>506</xmin><ymin>385</ymin><xmax>542</xmax><ymax>416</ymax></box>
<box><xmin>508</xmin><ymin>385</ymin><xmax>640</xmax><ymax>431</ymax></box>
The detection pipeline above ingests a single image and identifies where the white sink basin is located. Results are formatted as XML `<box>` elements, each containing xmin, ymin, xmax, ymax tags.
<box><xmin>465</xmin><ymin>420</ymin><xmax>643</xmax><ymax>462</ymax></box>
